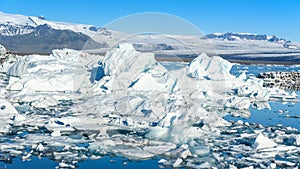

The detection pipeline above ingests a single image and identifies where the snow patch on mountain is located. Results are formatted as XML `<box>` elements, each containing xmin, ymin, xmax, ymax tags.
<box><xmin>0</xmin><ymin>11</ymin><xmax>115</xmax><ymax>40</ymax></box>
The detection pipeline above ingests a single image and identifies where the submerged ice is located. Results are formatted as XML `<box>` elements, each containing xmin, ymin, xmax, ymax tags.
<box><xmin>0</xmin><ymin>43</ymin><xmax>299</xmax><ymax>168</ymax></box>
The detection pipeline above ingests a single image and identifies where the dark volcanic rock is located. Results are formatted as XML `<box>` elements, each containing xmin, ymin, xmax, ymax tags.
<box><xmin>258</xmin><ymin>72</ymin><xmax>300</xmax><ymax>91</ymax></box>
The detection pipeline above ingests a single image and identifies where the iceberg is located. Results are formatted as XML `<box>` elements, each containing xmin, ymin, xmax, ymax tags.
<box><xmin>101</xmin><ymin>43</ymin><xmax>177</xmax><ymax>93</ymax></box>
<box><xmin>187</xmin><ymin>53</ymin><xmax>234</xmax><ymax>80</ymax></box>
<box><xmin>0</xmin><ymin>44</ymin><xmax>6</xmax><ymax>55</ymax></box>
<box><xmin>0</xmin><ymin>43</ymin><xmax>299</xmax><ymax>168</ymax></box>
<box><xmin>5</xmin><ymin>48</ymin><xmax>102</xmax><ymax>107</ymax></box>
<box><xmin>254</xmin><ymin>132</ymin><xmax>278</xmax><ymax>150</ymax></box>
<box><xmin>0</xmin><ymin>45</ymin><xmax>17</xmax><ymax>73</ymax></box>
<box><xmin>0</xmin><ymin>98</ymin><xmax>26</xmax><ymax>133</ymax></box>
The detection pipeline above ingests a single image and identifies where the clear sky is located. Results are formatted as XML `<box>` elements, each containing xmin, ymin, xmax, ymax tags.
<box><xmin>0</xmin><ymin>0</ymin><xmax>299</xmax><ymax>41</ymax></box>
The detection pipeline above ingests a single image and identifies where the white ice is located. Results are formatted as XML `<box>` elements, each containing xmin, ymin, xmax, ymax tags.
<box><xmin>0</xmin><ymin>43</ymin><xmax>299</xmax><ymax>168</ymax></box>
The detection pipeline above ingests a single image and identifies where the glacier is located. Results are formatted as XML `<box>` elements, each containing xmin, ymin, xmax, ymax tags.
<box><xmin>0</xmin><ymin>43</ymin><xmax>299</xmax><ymax>168</ymax></box>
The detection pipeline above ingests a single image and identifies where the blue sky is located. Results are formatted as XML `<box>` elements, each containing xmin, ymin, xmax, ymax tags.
<box><xmin>0</xmin><ymin>0</ymin><xmax>300</xmax><ymax>41</ymax></box>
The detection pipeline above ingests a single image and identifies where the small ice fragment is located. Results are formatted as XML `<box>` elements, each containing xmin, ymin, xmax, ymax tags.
<box><xmin>295</xmin><ymin>135</ymin><xmax>300</xmax><ymax>146</ymax></box>
<box><xmin>237</xmin><ymin>120</ymin><xmax>244</xmax><ymax>125</ymax></box>
<box><xmin>172</xmin><ymin>158</ymin><xmax>183</xmax><ymax>168</ymax></box>
<box><xmin>51</xmin><ymin>131</ymin><xmax>61</xmax><ymax>137</ymax></box>
<box><xmin>158</xmin><ymin>159</ymin><xmax>167</xmax><ymax>163</ymax></box>
<box><xmin>14</xmin><ymin>114</ymin><xmax>26</xmax><ymax>122</ymax></box>
<box><xmin>58</xmin><ymin>162</ymin><xmax>75</xmax><ymax>168</ymax></box>
<box><xmin>102</xmin><ymin>140</ymin><xmax>116</xmax><ymax>146</ymax></box>
<box><xmin>22</xmin><ymin>150</ymin><xmax>33</xmax><ymax>161</ymax></box>
<box><xmin>200</xmin><ymin>162</ymin><xmax>211</xmax><ymax>168</ymax></box>
<box><xmin>275</xmin><ymin>160</ymin><xmax>296</xmax><ymax>167</ymax></box>
<box><xmin>270</xmin><ymin>163</ymin><xmax>276</xmax><ymax>169</ymax></box>
<box><xmin>180</xmin><ymin>149</ymin><xmax>192</xmax><ymax>159</ymax></box>
<box><xmin>229</xmin><ymin>165</ymin><xmax>238</xmax><ymax>169</ymax></box>
<box><xmin>36</xmin><ymin>143</ymin><xmax>45</xmax><ymax>152</ymax></box>
<box><xmin>254</xmin><ymin>133</ymin><xmax>277</xmax><ymax>150</ymax></box>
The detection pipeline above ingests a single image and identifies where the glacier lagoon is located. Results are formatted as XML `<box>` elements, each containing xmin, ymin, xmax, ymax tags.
<box><xmin>0</xmin><ymin>44</ymin><xmax>300</xmax><ymax>168</ymax></box>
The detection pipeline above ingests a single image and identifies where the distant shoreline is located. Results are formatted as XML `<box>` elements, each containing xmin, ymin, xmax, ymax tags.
<box><xmin>8</xmin><ymin>51</ymin><xmax>300</xmax><ymax>65</ymax></box>
<box><xmin>155</xmin><ymin>56</ymin><xmax>300</xmax><ymax>65</ymax></box>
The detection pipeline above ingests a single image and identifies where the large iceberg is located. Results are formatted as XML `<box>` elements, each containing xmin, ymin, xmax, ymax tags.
<box><xmin>101</xmin><ymin>43</ymin><xmax>177</xmax><ymax>93</ymax></box>
<box><xmin>5</xmin><ymin>48</ymin><xmax>102</xmax><ymax>108</ymax></box>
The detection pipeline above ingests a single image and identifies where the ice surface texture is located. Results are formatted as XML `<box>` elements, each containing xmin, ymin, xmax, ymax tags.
<box><xmin>0</xmin><ymin>43</ymin><xmax>299</xmax><ymax>168</ymax></box>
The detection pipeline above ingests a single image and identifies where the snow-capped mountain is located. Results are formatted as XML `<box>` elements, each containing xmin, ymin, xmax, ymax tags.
<box><xmin>202</xmin><ymin>32</ymin><xmax>289</xmax><ymax>43</ymax></box>
<box><xmin>0</xmin><ymin>11</ymin><xmax>112</xmax><ymax>37</ymax></box>
<box><xmin>0</xmin><ymin>11</ymin><xmax>123</xmax><ymax>54</ymax></box>
<box><xmin>0</xmin><ymin>11</ymin><xmax>299</xmax><ymax>63</ymax></box>
<box><xmin>202</xmin><ymin>32</ymin><xmax>300</xmax><ymax>51</ymax></box>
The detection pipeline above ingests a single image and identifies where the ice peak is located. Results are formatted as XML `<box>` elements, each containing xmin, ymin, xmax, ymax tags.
<box><xmin>103</xmin><ymin>43</ymin><xmax>157</xmax><ymax>77</ymax></box>
<box><xmin>187</xmin><ymin>53</ymin><xmax>234</xmax><ymax>80</ymax></box>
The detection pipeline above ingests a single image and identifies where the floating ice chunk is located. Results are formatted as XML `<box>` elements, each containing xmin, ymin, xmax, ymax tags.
<box><xmin>198</xmin><ymin>162</ymin><xmax>211</xmax><ymax>168</ymax></box>
<box><xmin>275</xmin><ymin>160</ymin><xmax>296</xmax><ymax>167</ymax></box>
<box><xmin>22</xmin><ymin>150</ymin><xmax>33</xmax><ymax>161</ymax></box>
<box><xmin>30</xmin><ymin>95</ymin><xmax>58</xmax><ymax>108</ymax></box>
<box><xmin>51</xmin><ymin>130</ymin><xmax>61</xmax><ymax>137</ymax></box>
<box><xmin>225</xmin><ymin>96</ymin><xmax>251</xmax><ymax>109</ymax></box>
<box><xmin>173</xmin><ymin>158</ymin><xmax>183</xmax><ymax>168</ymax></box>
<box><xmin>0</xmin><ymin>44</ymin><xmax>6</xmax><ymax>56</ymax></box>
<box><xmin>0</xmin><ymin>98</ymin><xmax>19</xmax><ymax>115</ymax></box>
<box><xmin>51</xmin><ymin>48</ymin><xmax>91</xmax><ymax>64</ymax></box>
<box><xmin>241</xmin><ymin>166</ymin><xmax>254</xmax><ymax>169</ymax></box>
<box><xmin>58</xmin><ymin>162</ymin><xmax>75</xmax><ymax>169</ymax></box>
<box><xmin>100</xmin><ymin>43</ymin><xmax>178</xmax><ymax>94</ymax></box>
<box><xmin>206</xmin><ymin>56</ymin><xmax>234</xmax><ymax>80</ymax></box>
<box><xmin>295</xmin><ymin>135</ymin><xmax>300</xmax><ymax>146</ymax></box>
<box><xmin>130</xmin><ymin>65</ymin><xmax>177</xmax><ymax>93</ymax></box>
<box><xmin>187</xmin><ymin>53</ymin><xmax>234</xmax><ymax>80</ymax></box>
<box><xmin>5</xmin><ymin>48</ymin><xmax>101</xmax><ymax>108</ymax></box>
<box><xmin>7</xmin><ymin>56</ymin><xmax>29</xmax><ymax>77</ymax></box>
<box><xmin>229</xmin><ymin>165</ymin><xmax>238</xmax><ymax>169</ymax></box>
<box><xmin>187</xmin><ymin>53</ymin><xmax>209</xmax><ymax>80</ymax></box>
<box><xmin>103</xmin><ymin>43</ymin><xmax>156</xmax><ymax>77</ymax></box>
<box><xmin>270</xmin><ymin>163</ymin><xmax>276</xmax><ymax>169</ymax></box>
<box><xmin>236</xmin><ymin>79</ymin><xmax>270</xmax><ymax>101</ymax></box>
<box><xmin>238</xmin><ymin>71</ymin><xmax>247</xmax><ymax>81</ymax></box>
<box><xmin>6</xmin><ymin>76</ymin><xmax>24</xmax><ymax>91</ymax></box>
<box><xmin>0</xmin><ymin>45</ymin><xmax>17</xmax><ymax>73</ymax></box>
<box><xmin>254</xmin><ymin>133</ymin><xmax>277</xmax><ymax>150</ymax></box>
<box><xmin>0</xmin><ymin>98</ymin><xmax>25</xmax><ymax>125</ymax></box>
<box><xmin>36</xmin><ymin>143</ymin><xmax>45</xmax><ymax>152</ymax></box>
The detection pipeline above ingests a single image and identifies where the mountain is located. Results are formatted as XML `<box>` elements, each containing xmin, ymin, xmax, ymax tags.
<box><xmin>0</xmin><ymin>11</ymin><xmax>118</xmax><ymax>54</ymax></box>
<box><xmin>0</xmin><ymin>11</ymin><xmax>300</xmax><ymax>63</ymax></box>
<box><xmin>202</xmin><ymin>32</ymin><xmax>289</xmax><ymax>43</ymax></box>
<box><xmin>0</xmin><ymin>24</ymin><xmax>107</xmax><ymax>54</ymax></box>
<box><xmin>0</xmin><ymin>11</ymin><xmax>112</xmax><ymax>37</ymax></box>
